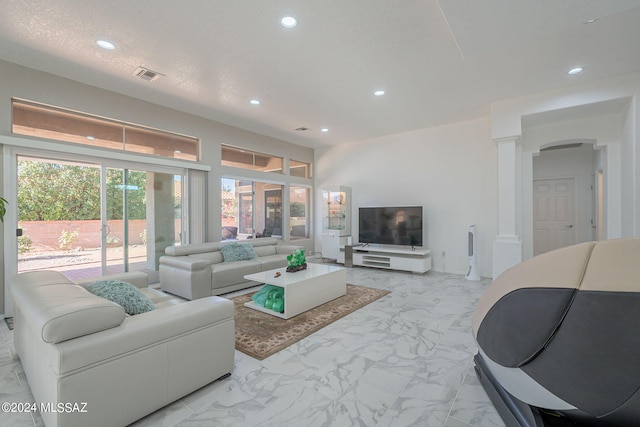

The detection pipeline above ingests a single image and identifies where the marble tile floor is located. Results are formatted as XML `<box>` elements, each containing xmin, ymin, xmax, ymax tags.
<box><xmin>0</xmin><ymin>266</ymin><xmax>504</xmax><ymax>427</ymax></box>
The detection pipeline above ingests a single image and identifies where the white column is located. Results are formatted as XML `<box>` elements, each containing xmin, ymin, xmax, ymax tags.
<box><xmin>188</xmin><ymin>169</ymin><xmax>206</xmax><ymax>244</ymax></box>
<box><xmin>493</xmin><ymin>136</ymin><xmax>523</xmax><ymax>278</ymax></box>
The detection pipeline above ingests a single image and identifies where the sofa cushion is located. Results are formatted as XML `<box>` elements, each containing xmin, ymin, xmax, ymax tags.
<box><xmin>250</xmin><ymin>237</ymin><xmax>280</xmax><ymax>247</ymax></box>
<box><xmin>87</xmin><ymin>280</ymin><xmax>155</xmax><ymax>315</ymax></box>
<box><xmin>220</xmin><ymin>242</ymin><xmax>257</xmax><ymax>262</ymax></box>
<box><xmin>189</xmin><ymin>251</ymin><xmax>224</xmax><ymax>264</ymax></box>
<box><xmin>254</xmin><ymin>245</ymin><xmax>277</xmax><ymax>257</ymax></box>
<box><xmin>257</xmin><ymin>254</ymin><xmax>289</xmax><ymax>271</ymax></box>
<box><xmin>165</xmin><ymin>241</ymin><xmax>223</xmax><ymax>256</ymax></box>
<box><xmin>211</xmin><ymin>260</ymin><xmax>261</xmax><ymax>289</ymax></box>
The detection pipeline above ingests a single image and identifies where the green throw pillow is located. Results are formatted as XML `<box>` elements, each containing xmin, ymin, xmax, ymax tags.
<box><xmin>220</xmin><ymin>242</ymin><xmax>257</xmax><ymax>262</ymax></box>
<box><xmin>86</xmin><ymin>280</ymin><xmax>155</xmax><ymax>315</ymax></box>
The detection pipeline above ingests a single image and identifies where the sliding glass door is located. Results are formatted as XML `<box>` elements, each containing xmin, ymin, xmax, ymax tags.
<box><xmin>104</xmin><ymin>167</ymin><xmax>146</xmax><ymax>274</ymax></box>
<box><xmin>16</xmin><ymin>155</ymin><xmax>184</xmax><ymax>280</ymax></box>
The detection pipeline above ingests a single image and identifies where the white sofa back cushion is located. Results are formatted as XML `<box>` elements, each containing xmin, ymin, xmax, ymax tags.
<box><xmin>166</xmin><ymin>241</ymin><xmax>223</xmax><ymax>256</ymax></box>
<box><xmin>254</xmin><ymin>245</ymin><xmax>277</xmax><ymax>257</ymax></box>
<box><xmin>164</xmin><ymin>237</ymin><xmax>282</xmax><ymax>257</ymax></box>
<box><xmin>189</xmin><ymin>252</ymin><xmax>224</xmax><ymax>263</ymax></box>
<box><xmin>11</xmin><ymin>272</ymin><xmax>126</xmax><ymax>344</ymax></box>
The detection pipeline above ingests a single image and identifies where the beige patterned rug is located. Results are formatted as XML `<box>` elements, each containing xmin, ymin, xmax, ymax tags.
<box><xmin>232</xmin><ymin>284</ymin><xmax>390</xmax><ymax>360</ymax></box>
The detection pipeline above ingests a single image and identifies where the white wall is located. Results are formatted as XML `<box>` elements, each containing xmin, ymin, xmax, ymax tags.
<box><xmin>315</xmin><ymin>117</ymin><xmax>497</xmax><ymax>277</ymax></box>
<box><xmin>492</xmin><ymin>73</ymin><xmax>640</xmax><ymax>140</ymax></box>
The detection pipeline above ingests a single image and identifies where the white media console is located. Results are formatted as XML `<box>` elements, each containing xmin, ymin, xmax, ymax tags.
<box><xmin>338</xmin><ymin>244</ymin><xmax>431</xmax><ymax>274</ymax></box>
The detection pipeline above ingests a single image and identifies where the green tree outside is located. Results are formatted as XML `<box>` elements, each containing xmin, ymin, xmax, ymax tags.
<box><xmin>18</xmin><ymin>160</ymin><xmax>147</xmax><ymax>221</ymax></box>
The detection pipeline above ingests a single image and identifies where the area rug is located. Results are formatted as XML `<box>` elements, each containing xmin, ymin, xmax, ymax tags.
<box><xmin>233</xmin><ymin>284</ymin><xmax>390</xmax><ymax>360</ymax></box>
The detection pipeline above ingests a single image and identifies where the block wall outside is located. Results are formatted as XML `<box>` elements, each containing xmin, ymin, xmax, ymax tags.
<box><xmin>18</xmin><ymin>219</ymin><xmax>147</xmax><ymax>250</ymax></box>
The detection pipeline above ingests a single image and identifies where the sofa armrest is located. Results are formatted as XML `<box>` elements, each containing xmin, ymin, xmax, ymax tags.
<box><xmin>159</xmin><ymin>255</ymin><xmax>212</xmax><ymax>300</ymax></box>
<box><xmin>52</xmin><ymin>296</ymin><xmax>234</xmax><ymax>375</ymax></box>
<box><xmin>159</xmin><ymin>255</ymin><xmax>211</xmax><ymax>270</ymax></box>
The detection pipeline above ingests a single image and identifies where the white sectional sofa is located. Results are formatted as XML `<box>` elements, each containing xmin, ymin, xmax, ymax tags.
<box><xmin>10</xmin><ymin>270</ymin><xmax>235</xmax><ymax>427</ymax></box>
<box><xmin>159</xmin><ymin>237</ymin><xmax>303</xmax><ymax>299</ymax></box>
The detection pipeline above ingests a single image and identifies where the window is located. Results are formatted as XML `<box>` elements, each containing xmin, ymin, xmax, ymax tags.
<box><xmin>12</xmin><ymin>99</ymin><xmax>199</xmax><ymax>161</ymax></box>
<box><xmin>290</xmin><ymin>160</ymin><xmax>311</xmax><ymax>178</ymax></box>
<box><xmin>290</xmin><ymin>186</ymin><xmax>310</xmax><ymax>239</ymax></box>
<box><xmin>221</xmin><ymin>144</ymin><xmax>283</xmax><ymax>173</ymax></box>
<box><xmin>221</xmin><ymin>145</ymin><xmax>312</xmax><ymax>242</ymax></box>
<box><xmin>221</xmin><ymin>178</ymin><xmax>283</xmax><ymax>240</ymax></box>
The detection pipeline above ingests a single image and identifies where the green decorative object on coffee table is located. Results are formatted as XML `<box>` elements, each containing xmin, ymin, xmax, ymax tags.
<box><xmin>286</xmin><ymin>248</ymin><xmax>307</xmax><ymax>272</ymax></box>
<box><xmin>251</xmin><ymin>284</ymin><xmax>285</xmax><ymax>313</ymax></box>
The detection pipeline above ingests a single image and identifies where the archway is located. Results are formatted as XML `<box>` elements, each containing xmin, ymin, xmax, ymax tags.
<box><xmin>530</xmin><ymin>141</ymin><xmax>603</xmax><ymax>256</ymax></box>
<box><xmin>519</xmin><ymin>104</ymin><xmax>625</xmax><ymax>260</ymax></box>
<box><xmin>492</xmin><ymin>94</ymin><xmax>632</xmax><ymax>278</ymax></box>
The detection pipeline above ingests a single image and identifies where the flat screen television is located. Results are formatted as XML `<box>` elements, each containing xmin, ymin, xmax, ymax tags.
<box><xmin>358</xmin><ymin>206</ymin><xmax>423</xmax><ymax>247</ymax></box>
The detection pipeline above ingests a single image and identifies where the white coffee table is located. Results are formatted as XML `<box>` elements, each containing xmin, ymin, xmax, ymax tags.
<box><xmin>243</xmin><ymin>263</ymin><xmax>347</xmax><ymax>319</ymax></box>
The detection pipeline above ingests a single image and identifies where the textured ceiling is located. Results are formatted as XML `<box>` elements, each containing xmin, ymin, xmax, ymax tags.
<box><xmin>1</xmin><ymin>0</ymin><xmax>640</xmax><ymax>148</ymax></box>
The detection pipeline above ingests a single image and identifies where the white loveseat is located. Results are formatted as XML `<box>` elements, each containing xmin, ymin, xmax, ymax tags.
<box><xmin>11</xmin><ymin>270</ymin><xmax>235</xmax><ymax>427</ymax></box>
<box><xmin>159</xmin><ymin>237</ymin><xmax>303</xmax><ymax>299</ymax></box>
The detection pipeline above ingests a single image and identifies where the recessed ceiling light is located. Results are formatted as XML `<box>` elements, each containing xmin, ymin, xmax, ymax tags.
<box><xmin>320</xmin><ymin>128</ymin><xmax>329</xmax><ymax>132</ymax></box>
<box><xmin>374</xmin><ymin>90</ymin><xmax>385</xmax><ymax>96</ymax></box>
<box><xmin>584</xmin><ymin>18</ymin><xmax>598</xmax><ymax>24</ymax></box>
<box><xmin>96</xmin><ymin>39</ymin><xmax>115</xmax><ymax>50</ymax></box>
<box><xmin>86</xmin><ymin>135</ymin><xmax>95</xmax><ymax>140</ymax></box>
<box><xmin>249</xmin><ymin>99</ymin><xmax>261</xmax><ymax>105</ymax></box>
<box><xmin>568</xmin><ymin>67</ymin><xmax>584</xmax><ymax>75</ymax></box>
<box><xmin>281</xmin><ymin>16</ymin><xmax>297</xmax><ymax>28</ymax></box>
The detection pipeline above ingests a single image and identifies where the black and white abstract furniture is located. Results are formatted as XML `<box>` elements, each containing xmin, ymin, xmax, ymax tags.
<box><xmin>472</xmin><ymin>238</ymin><xmax>640</xmax><ymax>426</ymax></box>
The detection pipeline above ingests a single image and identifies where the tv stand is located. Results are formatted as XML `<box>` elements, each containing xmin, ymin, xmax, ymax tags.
<box><xmin>341</xmin><ymin>244</ymin><xmax>431</xmax><ymax>274</ymax></box>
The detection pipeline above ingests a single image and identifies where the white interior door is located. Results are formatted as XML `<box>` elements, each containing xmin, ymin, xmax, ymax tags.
<box><xmin>533</xmin><ymin>178</ymin><xmax>576</xmax><ymax>256</ymax></box>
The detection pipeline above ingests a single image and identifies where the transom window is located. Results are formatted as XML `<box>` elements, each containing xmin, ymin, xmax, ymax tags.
<box><xmin>290</xmin><ymin>159</ymin><xmax>311</xmax><ymax>178</ymax></box>
<box><xmin>221</xmin><ymin>144</ymin><xmax>283</xmax><ymax>174</ymax></box>
<box><xmin>12</xmin><ymin>99</ymin><xmax>199</xmax><ymax>161</ymax></box>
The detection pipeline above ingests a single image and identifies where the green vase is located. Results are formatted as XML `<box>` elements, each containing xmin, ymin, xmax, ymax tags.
<box><xmin>272</xmin><ymin>298</ymin><xmax>284</xmax><ymax>313</ymax></box>
<box><xmin>264</xmin><ymin>289</ymin><xmax>277</xmax><ymax>309</ymax></box>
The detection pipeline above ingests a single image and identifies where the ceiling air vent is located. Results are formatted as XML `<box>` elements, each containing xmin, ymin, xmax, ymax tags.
<box><xmin>133</xmin><ymin>67</ymin><xmax>164</xmax><ymax>82</ymax></box>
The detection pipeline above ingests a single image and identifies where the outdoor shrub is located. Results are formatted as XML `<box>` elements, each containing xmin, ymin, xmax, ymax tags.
<box><xmin>18</xmin><ymin>235</ymin><xmax>32</xmax><ymax>254</ymax></box>
<box><xmin>59</xmin><ymin>229</ymin><xmax>80</xmax><ymax>250</ymax></box>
